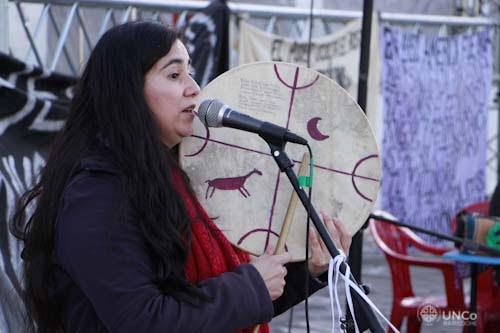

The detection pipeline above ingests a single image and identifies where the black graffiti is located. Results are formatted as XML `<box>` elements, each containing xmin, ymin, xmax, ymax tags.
<box><xmin>270</xmin><ymin>39</ymin><xmax>284</xmax><ymax>61</ymax></box>
<box><xmin>268</xmin><ymin>29</ymin><xmax>361</xmax><ymax>65</ymax></box>
<box><xmin>317</xmin><ymin>66</ymin><xmax>352</xmax><ymax>90</ymax></box>
<box><xmin>315</xmin><ymin>30</ymin><xmax>361</xmax><ymax>61</ymax></box>
<box><xmin>286</xmin><ymin>42</ymin><xmax>310</xmax><ymax>63</ymax></box>
<box><xmin>423</xmin><ymin>36</ymin><xmax>459</xmax><ymax>66</ymax></box>
<box><xmin>383</xmin><ymin>26</ymin><xmax>399</xmax><ymax>60</ymax></box>
<box><xmin>401</xmin><ymin>32</ymin><xmax>420</xmax><ymax>63</ymax></box>
<box><xmin>0</xmin><ymin>51</ymin><xmax>75</xmax><ymax>330</ymax></box>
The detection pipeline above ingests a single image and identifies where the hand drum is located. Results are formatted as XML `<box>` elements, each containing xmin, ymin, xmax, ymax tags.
<box><xmin>180</xmin><ymin>62</ymin><xmax>380</xmax><ymax>261</ymax></box>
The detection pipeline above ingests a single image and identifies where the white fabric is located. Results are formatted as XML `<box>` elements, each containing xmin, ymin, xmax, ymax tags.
<box><xmin>380</xmin><ymin>26</ymin><xmax>493</xmax><ymax>241</ymax></box>
<box><xmin>238</xmin><ymin>20</ymin><xmax>361</xmax><ymax>99</ymax></box>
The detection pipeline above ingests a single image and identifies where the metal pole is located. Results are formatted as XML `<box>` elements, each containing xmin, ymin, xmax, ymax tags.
<box><xmin>496</xmin><ymin>26</ymin><xmax>500</xmax><ymax>185</ymax></box>
<box><xmin>347</xmin><ymin>0</ymin><xmax>373</xmax><ymax>331</ymax></box>
<box><xmin>49</xmin><ymin>2</ymin><xmax>78</xmax><ymax>72</ymax></box>
<box><xmin>7</xmin><ymin>0</ymin><xmax>500</xmax><ymax>26</ymax></box>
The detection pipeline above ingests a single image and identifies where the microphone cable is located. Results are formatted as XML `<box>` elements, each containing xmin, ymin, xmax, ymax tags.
<box><xmin>286</xmin><ymin>0</ymin><xmax>316</xmax><ymax>329</ymax></box>
<box><xmin>299</xmin><ymin>0</ymin><xmax>315</xmax><ymax>330</ymax></box>
<box><xmin>303</xmin><ymin>143</ymin><xmax>314</xmax><ymax>333</ymax></box>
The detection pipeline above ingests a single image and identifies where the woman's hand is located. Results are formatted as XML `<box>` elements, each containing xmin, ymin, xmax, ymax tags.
<box><xmin>250</xmin><ymin>247</ymin><xmax>292</xmax><ymax>300</ymax></box>
<box><xmin>308</xmin><ymin>212</ymin><xmax>352</xmax><ymax>277</ymax></box>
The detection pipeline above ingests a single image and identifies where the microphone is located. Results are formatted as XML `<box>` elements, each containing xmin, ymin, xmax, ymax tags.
<box><xmin>197</xmin><ymin>99</ymin><xmax>308</xmax><ymax>146</ymax></box>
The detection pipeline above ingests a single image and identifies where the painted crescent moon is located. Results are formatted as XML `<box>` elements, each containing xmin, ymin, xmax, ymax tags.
<box><xmin>307</xmin><ymin>117</ymin><xmax>330</xmax><ymax>141</ymax></box>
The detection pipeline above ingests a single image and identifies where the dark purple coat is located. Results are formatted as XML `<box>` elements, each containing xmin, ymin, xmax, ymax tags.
<box><xmin>53</xmin><ymin>146</ymin><xmax>326</xmax><ymax>332</ymax></box>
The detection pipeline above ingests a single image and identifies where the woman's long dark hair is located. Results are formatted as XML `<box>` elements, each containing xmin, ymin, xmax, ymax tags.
<box><xmin>12</xmin><ymin>21</ymin><xmax>202</xmax><ymax>333</ymax></box>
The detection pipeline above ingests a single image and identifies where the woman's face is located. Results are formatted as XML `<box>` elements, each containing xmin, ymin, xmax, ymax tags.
<box><xmin>144</xmin><ymin>39</ymin><xmax>200</xmax><ymax>148</ymax></box>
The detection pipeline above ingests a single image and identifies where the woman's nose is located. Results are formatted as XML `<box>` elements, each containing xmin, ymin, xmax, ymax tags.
<box><xmin>185</xmin><ymin>76</ymin><xmax>200</xmax><ymax>97</ymax></box>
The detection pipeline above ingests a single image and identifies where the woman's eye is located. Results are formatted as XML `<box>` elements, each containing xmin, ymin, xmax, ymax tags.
<box><xmin>169</xmin><ymin>73</ymin><xmax>179</xmax><ymax>79</ymax></box>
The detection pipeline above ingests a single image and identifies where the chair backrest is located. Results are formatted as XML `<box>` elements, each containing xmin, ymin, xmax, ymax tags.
<box><xmin>452</xmin><ymin>201</ymin><xmax>500</xmax><ymax>300</ymax></box>
<box><xmin>451</xmin><ymin>200</ymin><xmax>490</xmax><ymax>234</ymax></box>
<box><xmin>369</xmin><ymin>211</ymin><xmax>414</xmax><ymax>300</ymax></box>
<box><xmin>463</xmin><ymin>201</ymin><xmax>490</xmax><ymax>215</ymax></box>
<box><xmin>371</xmin><ymin>211</ymin><xmax>467</xmax><ymax>310</ymax></box>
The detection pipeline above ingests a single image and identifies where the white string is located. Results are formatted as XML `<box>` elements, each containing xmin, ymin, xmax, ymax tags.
<box><xmin>329</xmin><ymin>255</ymin><xmax>359</xmax><ymax>333</ymax></box>
<box><xmin>333</xmin><ymin>257</ymin><xmax>343</xmax><ymax>324</ymax></box>
<box><xmin>328</xmin><ymin>259</ymin><xmax>336</xmax><ymax>332</ymax></box>
<box><xmin>328</xmin><ymin>255</ymin><xmax>345</xmax><ymax>333</ymax></box>
<box><xmin>328</xmin><ymin>255</ymin><xmax>401</xmax><ymax>333</ymax></box>
<box><xmin>340</xmin><ymin>257</ymin><xmax>360</xmax><ymax>333</ymax></box>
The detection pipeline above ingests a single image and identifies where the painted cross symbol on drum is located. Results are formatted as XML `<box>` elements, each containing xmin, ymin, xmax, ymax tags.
<box><xmin>181</xmin><ymin>62</ymin><xmax>381</xmax><ymax>261</ymax></box>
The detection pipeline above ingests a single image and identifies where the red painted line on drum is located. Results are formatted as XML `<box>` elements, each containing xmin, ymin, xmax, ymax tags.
<box><xmin>351</xmin><ymin>154</ymin><xmax>380</xmax><ymax>202</ymax></box>
<box><xmin>187</xmin><ymin>135</ymin><xmax>380</xmax><ymax>183</ymax></box>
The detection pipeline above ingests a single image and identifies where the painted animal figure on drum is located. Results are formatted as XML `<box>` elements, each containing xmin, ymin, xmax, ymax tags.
<box><xmin>205</xmin><ymin>168</ymin><xmax>262</xmax><ymax>199</ymax></box>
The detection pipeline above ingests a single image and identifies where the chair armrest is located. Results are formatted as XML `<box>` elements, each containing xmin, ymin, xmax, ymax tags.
<box><xmin>388</xmin><ymin>251</ymin><xmax>456</xmax><ymax>269</ymax></box>
<box><xmin>401</xmin><ymin>229</ymin><xmax>453</xmax><ymax>255</ymax></box>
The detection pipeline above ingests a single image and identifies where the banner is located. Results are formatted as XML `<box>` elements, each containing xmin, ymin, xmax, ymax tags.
<box><xmin>239</xmin><ymin>19</ymin><xmax>362</xmax><ymax>98</ymax></box>
<box><xmin>380</xmin><ymin>26</ymin><xmax>492</xmax><ymax>241</ymax></box>
<box><xmin>0</xmin><ymin>51</ymin><xmax>76</xmax><ymax>331</ymax></box>
<box><xmin>178</xmin><ymin>0</ymin><xmax>230</xmax><ymax>87</ymax></box>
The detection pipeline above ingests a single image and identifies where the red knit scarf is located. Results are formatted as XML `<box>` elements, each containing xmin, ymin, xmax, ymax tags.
<box><xmin>173</xmin><ymin>170</ymin><xmax>270</xmax><ymax>333</ymax></box>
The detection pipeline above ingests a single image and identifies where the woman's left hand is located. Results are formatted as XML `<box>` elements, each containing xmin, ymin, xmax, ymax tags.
<box><xmin>308</xmin><ymin>212</ymin><xmax>352</xmax><ymax>278</ymax></box>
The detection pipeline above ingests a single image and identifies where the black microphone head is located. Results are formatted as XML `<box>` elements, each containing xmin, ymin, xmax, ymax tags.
<box><xmin>197</xmin><ymin>99</ymin><xmax>226</xmax><ymax>127</ymax></box>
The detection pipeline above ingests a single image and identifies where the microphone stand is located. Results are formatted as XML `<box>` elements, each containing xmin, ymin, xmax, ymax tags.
<box><xmin>369</xmin><ymin>212</ymin><xmax>500</xmax><ymax>257</ymax></box>
<box><xmin>266</xmin><ymin>140</ymin><xmax>384</xmax><ymax>333</ymax></box>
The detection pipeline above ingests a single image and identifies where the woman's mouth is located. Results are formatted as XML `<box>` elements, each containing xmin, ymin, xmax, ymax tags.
<box><xmin>182</xmin><ymin>105</ymin><xmax>196</xmax><ymax>114</ymax></box>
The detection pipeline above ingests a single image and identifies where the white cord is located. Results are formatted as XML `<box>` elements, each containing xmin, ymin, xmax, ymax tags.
<box><xmin>328</xmin><ymin>258</ymin><xmax>343</xmax><ymax>332</ymax></box>
<box><xmin>328</xmin><ymin>255</ymin><xmax>400</xmax><ymax>333</ymax></box>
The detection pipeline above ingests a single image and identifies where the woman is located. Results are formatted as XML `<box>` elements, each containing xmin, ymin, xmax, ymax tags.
<box><xmin>13</xmin><ymin>21</ymin><xmax>351</xmax><ymax>332</ymax></box>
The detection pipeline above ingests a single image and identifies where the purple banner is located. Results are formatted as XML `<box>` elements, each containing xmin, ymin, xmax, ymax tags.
<box><xmin>380</xmin><ymin>26</ymin><xmax>492</xmax><ymax>242</ymax></box>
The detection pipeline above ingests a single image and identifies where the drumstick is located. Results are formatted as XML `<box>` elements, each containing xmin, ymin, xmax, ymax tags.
<box><xmin>252</xmin><ymin>153</ymin><xmax>310</xmax><ymax>333</ymax></box>
<box><xmin>275</xmin><ymin>152</ymin><xmax>310</xmax><ymax>254</ymax></box>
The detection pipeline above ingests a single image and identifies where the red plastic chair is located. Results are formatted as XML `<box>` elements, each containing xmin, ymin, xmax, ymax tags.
<box><xmin>369</xmin><ymin>210</ymin><xmax>466</xmax><ymax>333</ymax></box>
<box><xmin>450</xmin><ymin>200</ymin><xmax>490</xmax><ymax>234</ymax></box>
<box><xmin>451</xmin><ymin>201</ymin><xmax>500</xmax><ymax>331</ymax></box>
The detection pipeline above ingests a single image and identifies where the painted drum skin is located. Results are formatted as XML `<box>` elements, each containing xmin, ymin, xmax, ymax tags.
<box><xmin>181</xmin><ymin>62</ymin><xmax>381</xmax><ymax>261</ymax></box>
